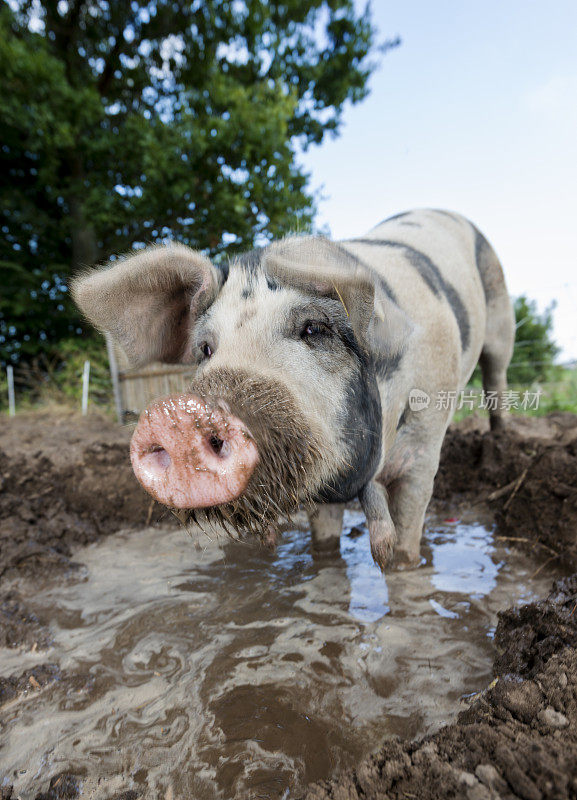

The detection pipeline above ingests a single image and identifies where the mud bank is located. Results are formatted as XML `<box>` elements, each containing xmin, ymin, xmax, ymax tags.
<box><xmin>0</xmin><ymin>411</ymin><xmax>172</xmax><ymax>656</ymax></box>
<box><xmin>434</xmin><ymin>412</ymin><xmax>577</xmax><ymax>570</ymax></box>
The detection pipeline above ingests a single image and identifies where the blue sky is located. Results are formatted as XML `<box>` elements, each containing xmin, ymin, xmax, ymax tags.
<box><xmin>302</xmin><ymin>1</ymin><xmax>577</xmax><ymax>361</ymax></box>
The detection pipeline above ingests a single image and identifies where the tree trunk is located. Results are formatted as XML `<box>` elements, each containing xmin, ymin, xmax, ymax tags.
<box><xmin>69</xmin><ymin>154</ymin><xmax>99</xmax><ymax>271</ymax></box>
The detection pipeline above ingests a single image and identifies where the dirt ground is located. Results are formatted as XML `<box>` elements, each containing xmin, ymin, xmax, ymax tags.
<box><xmin>1</xmin><ymin>409</ymin><xmax>577</xmax><ymax>799</ymax></box>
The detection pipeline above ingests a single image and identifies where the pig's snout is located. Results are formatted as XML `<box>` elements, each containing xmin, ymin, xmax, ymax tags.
<box><xmin>130</xmin><ymin>395</ymin><xmax>259</xmax><ymax>509</ymax></box>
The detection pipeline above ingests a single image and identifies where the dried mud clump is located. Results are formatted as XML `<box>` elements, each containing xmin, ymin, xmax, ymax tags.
<box><xmin>0</xmin><ymin>664</ymin><xmax>60</xmax><ymax>706</ymax></box>
<box><xmin>493</xmin><ymin>574</ymin><xmax>577</xmax><ymax>679</ymax></box>
<box><xmin>0</xmin><ymin>591</ymin><xmax>52</xmax><ymax>650</ymax></box>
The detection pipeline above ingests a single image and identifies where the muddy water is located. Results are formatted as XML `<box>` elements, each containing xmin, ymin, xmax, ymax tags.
<box><xmin>0</xmin><ymin>511</ymin><xmax>556</xmax><ymax>800</ymax></box>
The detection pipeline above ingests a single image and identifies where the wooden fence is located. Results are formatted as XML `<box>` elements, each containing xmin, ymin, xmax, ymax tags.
<box><xmin>105</xmin><ymin>334</ymin><xmax>195</xmax><ymax>422</ymax></box>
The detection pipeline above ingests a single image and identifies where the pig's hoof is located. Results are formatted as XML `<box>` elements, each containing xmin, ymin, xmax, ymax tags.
<box><xmin>368</xmin><ymin>520</ymin><xmax>396</xmax><ymax>572</ymax></box>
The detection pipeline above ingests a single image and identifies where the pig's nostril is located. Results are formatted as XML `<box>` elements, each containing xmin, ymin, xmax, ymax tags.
<box><xmin>146</xmin><ymin>443</ymin><xmax>171</xmax><ymax>470</ymax></box>
<box><xmin>208</xmin><ymin>434</ymin><xmax>230</xmax><ymax>458</ymax></box>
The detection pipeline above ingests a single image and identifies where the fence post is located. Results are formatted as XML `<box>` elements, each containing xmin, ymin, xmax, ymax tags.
<box><xmin>105</xmin><ymin>332</ymin><xmax>124</xmax><ymax>423</ymax></box>
<box><xmin>81</xmin><ymin>360</ymin><xmax>91</xmax><ymax>415</ymax></box>
<box><xmin>7</xmin><ymin>365</ymin><xmax>15</xmax><ymax>417</ymax></box>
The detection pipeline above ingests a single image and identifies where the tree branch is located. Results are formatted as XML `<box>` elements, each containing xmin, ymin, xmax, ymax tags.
<box><xmin>97</xmin><ymin>35</ymin><xmax>124</xmax><ymax>96</ymax></box>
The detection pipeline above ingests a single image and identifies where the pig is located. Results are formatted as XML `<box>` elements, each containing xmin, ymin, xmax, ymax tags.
<box><xmin>72</xmin><ymin>209</ymin><xmax>515</xmax><ymax>569</ymax></box>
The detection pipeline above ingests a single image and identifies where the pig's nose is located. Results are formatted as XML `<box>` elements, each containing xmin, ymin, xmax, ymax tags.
<box><xmin>130</xmin><ymin>394</ymin><xmax>259</xmax><ymax>509</ymax></box>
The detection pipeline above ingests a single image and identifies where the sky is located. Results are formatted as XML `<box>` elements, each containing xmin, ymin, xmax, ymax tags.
<box><xmin>301</xmin><ymin>0</ymin><xmax>577</xmax><ymax>362</ymax></box>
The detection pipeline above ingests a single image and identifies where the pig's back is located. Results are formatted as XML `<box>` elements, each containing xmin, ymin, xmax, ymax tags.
<box><xmin>341</xmin><ymin>209</ymin><xmax>490</xmax><ymax>386</ymax></box>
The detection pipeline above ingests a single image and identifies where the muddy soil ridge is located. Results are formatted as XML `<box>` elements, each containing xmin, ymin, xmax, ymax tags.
<box><xmin>434</xmin><ymin>412</ymin><xmax>577</xmax><ymax>571</ymax></box>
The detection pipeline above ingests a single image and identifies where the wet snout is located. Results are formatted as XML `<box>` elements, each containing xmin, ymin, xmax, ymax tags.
<box><xmin>130</xmin><ymin>395</ymin><xmax>259</xmax><ymax>509</ymax></box>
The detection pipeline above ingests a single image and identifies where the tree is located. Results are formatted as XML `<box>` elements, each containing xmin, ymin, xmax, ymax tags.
<box><xmin>0</xmin><ymin>1</ymin><xmax>396</xmax><ymax>364</ymax></box>
<box><xmin>510</xmin><ymin>296</ymin><xmax>560</xmax><ymax>384</ymax></box>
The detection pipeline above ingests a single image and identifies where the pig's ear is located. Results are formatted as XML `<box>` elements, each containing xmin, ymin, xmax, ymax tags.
<box><xmin>72</xmin><ymin>244</ymin><xmax>220</xmax><ymax>366</ymax></box>
<box><xmin>368</xmin><ymin>293</ymin><xmax>415</xmax><ymax>373</ymax></box>
<box><xmin>264</xmin><ymin>237</ymin><xmax>376</xmax><ymax>337</ymax></box>
<box><xmin>264</xmin><ymin>237</ymin><xmax>413</xmax><ymax>356</ymax></box>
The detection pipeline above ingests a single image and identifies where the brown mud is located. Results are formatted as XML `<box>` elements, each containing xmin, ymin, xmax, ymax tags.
<box><xmin>0</xmin><ymin>410</ymin><xmax>170</xmax><ymax>582</ymax></box>
<box><xmin>301</xmin><ymin>574</ymin><xmax>577</xmax><ymax>800</ymax></box>
<box><xmin>1</xmin><ymin>410</ymin><xmax>577</xmax><ymax>799</ymax></box>
<box><xmin>434</xmin><ymin>412</ymin><xmax>577</xmax><ymax>570</ymax></box>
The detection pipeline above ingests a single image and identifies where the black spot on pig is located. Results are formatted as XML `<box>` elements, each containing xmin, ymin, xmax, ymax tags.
<box><xmin>397</xmin><ymin>405</ymin><xmax>408</xmax><ymax>430</ymax></box>
<box><xmin>349</xmin><ymin>239</ymin><xmax>471</xmax><ymax>351</ymax></box>
<box><xmin>216</xmin><ymin>261</ymin><xmax>230</xmax><ymax>286</ymax></box>
<box><xmin>317</xmin><ymin>339</ymin><xmax>382</xmax><ymax>504</ymax></box>
<box><xmin>383</xmin><ymin>211</ymin><xmax>411</xmax><ymax>223</ymax></box>
<box><xmin>236</xmin><ymin>248</ymin><xmax>263</xmax><ymax>272</ymax></box>
<box><xmin>340</xmin><ymin>241</ymin><xmax>399</xmax><ymax>304</ymax></box>
<box><xmin>374</xmin><ymin>350</ymin><xmax>403</xmax><ymax>381</ymax></box>
<box><xmin>472</xmin><ymin>223</ymin><xmax>500</xmax><ymax>302</ymax></box>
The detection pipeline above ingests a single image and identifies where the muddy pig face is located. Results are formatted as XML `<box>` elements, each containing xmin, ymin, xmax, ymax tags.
<box><xmin>73</xmin><ymin>238</ymin><xmax>406</xmax><ymax>540</ymax></box>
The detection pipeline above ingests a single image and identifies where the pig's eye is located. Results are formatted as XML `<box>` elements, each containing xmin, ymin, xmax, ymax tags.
<box><xmin>301</xmin><ymin>321</ymin><xmax>330</xmax><ymax>340</ymax></box>
<box><xmin>200</xmin><ymin>342</ymin><xmax>213</xmax><ymax>359</ymax></box>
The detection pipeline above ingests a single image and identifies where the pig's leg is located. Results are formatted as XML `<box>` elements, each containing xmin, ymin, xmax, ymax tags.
<box><xmin>477</xmin><ymin>237</ymin><xmax>515</xmax><ymax>431</ymax></box>
<box><xmin>387</xmin><ymin>462</ymin><xmax>437</xmax><ymax>568</ymax></box>
<box><xmin>479</xmin><ymin>315</ymin><xmax>514</xmax><ymax>432</ymax></box>
<box><xmin>308</xmin><ymin>503</ymin><xmax>345</xmax><ymax>557</ymax></box>
<box><xmin>358</xmin><ymin>481</ymin><xmax>396</xmax><ymax>570</ymax></box>
<box><xmin>480</xmin><ymin>350</ymin><xmax>507</xmax><ymax>431</ymax></box>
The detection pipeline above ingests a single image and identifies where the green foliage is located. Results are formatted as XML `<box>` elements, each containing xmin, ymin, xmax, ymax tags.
<box><xmin>452</xmin><ymin>295</ymin><xmax>570</xmax><ymax>421</ymax></box>
<box><xmin>46</xmin><ymin>336</ymin><xmax>113</xmax><ymax>408</ymax></box>
<box><xmin>509</xmin><ymin>295</ymin><xmax>561</xmax><ymax>384</ymax></box>
<box><xmin>469</xmin><ymin>295</ymin><xmax>561</xmax><ymax>387</ymax></box>
<box><xmin>536</xmin><ymin>368</ymin><xmax>577</xmax><ymax>414</ymax></box>
<box><xmin>1</xmin><ymin>1</ymin><xmax>391</xmax><ymax>365</ymax></box>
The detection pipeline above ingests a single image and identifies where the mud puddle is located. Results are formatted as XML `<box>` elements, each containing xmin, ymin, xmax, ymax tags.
<box><xmin>0</xmin><ymin>511</ymin><xmax>558</xmax><ymax>799</ymax></box>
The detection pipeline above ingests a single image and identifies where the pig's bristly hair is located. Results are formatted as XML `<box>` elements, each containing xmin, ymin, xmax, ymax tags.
<box><xmin>179</xmin><ymin>369</ymin><xmax>322</xmax><ymax>542</ymax></box>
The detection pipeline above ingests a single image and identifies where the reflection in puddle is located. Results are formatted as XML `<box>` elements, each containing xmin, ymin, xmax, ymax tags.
<box><xmin>342</xmin><ymin>510</ymin><xmax>389</xmax><ymax>623</ymax></box>
<box><xmin>428</xmin><ymin>520</ymin><xmax>501</xmax><ymax>597</ymax></box>
<box><xmin>0</xmin><ymin>510</ymin><xmax>555</xmax><ymax>799</ymax></box>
